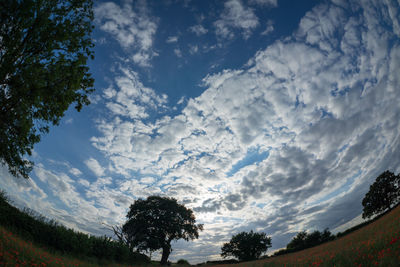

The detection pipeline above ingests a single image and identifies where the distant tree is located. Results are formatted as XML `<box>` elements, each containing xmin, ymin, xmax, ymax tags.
<box><xmin>221</xmin><ymin>230</ymin><xmax>272</xmax><ymax>261</ymax></box>
<box><xmin>176</xmin><ymin>259</ymin><xmax>190</xmax><ymax>265</ymax></box>
<box><xmin>286</xmin><ymin>231</ymin><xmax>307</xmax><ymax>251</ymax></box>
<box><xmin>0</xmin><ymin>0</ymin><xmax>95</xmax><ymax>178</ymax></box>
<box><xmin>362</xmin><ymin>171</ymin><xmax>400</xmax><ymax>219</ymax></box>
<box><xmin>121</xmin><ymin>196</ymin><xmax>203</xmax><ymax>265</ymax></box>
<box><xmin>287</xmin><ymin>229</ymin><xmax>334</xmax><ymax>251</ymax></box>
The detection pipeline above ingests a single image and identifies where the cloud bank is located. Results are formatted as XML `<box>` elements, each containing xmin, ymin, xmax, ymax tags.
<box><xmin>90</xmin><ymin>0</ymin><xmax>400</xmax><ymax>259</ymax></box>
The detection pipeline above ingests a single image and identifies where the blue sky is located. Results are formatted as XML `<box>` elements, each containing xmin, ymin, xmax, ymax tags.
<box><xmin>1</xmin><ymin>0</ymin><xmax>400</xmax><ymax>263</ymax></box>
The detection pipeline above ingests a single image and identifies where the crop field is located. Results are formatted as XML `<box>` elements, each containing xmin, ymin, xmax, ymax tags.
<box><xmin>215</xmin><ymin>206</ymin><xmax>400</xmax><ymax>267</ymax></box>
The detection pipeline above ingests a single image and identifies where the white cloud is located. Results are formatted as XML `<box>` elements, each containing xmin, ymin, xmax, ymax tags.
<box><xmin>94</xmin><ymin>1</ymin><xmax>158</xmax><ymax>67</ymax></box>
<box><xmin>189</xmin><ymin>45</ymin><xmax>199</xmax><ymax>54</ymax></box>
<box><xmin>174</xmin><ymin>48</ymin><xmax>183</xmax><ymax>57</ymax></box>
<box><xmin>166</xmin><ymin>36</ymin><xmax>179</xmax><ymax>43</ymax></box>
<box><xmin>214</xmin><ymin>0</ymin><xmax>259</xmax><ymax>40</ymax></box>
<box><xmin>99</xmin><ymin>67</ymin><xmax>168</xmax><ymax>120</ymax></box>
<box><xmin>69</xmin><ymin>167</ymin><xmax>82</xmax><ymax>177</ymax></box>
<box><xmin>78</xmin><ymin>179</ymin><xmax>90</xmax><ymax>187</ymax></box>
<box><xmin>261</xmin><ymin>20</ymin><xmax>274</xmax><ymax>35</ymax></box>
<box><xmin>189</xmin><ymin>24</ymin><xmax>208</xmax><ymax>36</ymax></box>
<box><xmin>248</xmin><ymin>0</ymin><xmax>278</xmax><ymax>7</ymax></box>
<box><xmin>84</xmin><ymin>158</ymin><xmax>105</xmax><ymax>177</ymax></box>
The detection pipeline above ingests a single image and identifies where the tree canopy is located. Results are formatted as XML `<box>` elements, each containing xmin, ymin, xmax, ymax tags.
<box><xmin>0</xmin><ymin>0</ymin><xmax>94</xmax><ymax>178</ymax></box>
<box><xmin>286</xmin><ymin>229</ymin><xmax>334</xmax><ymax>252</ymax></box>
<box><xmin>122</xmin><ymin>196</ymin><xmax>203</xmax><ymax>265</ymax></box>
<box><xmin>362</xmin><ymin>170</ymin><xmax>400</xmax><ymax>219</ymax></box>
<box><xmin>221</xmin><ymin>230</ymin><xmax>271</xmax><ymax>261</ymax></box>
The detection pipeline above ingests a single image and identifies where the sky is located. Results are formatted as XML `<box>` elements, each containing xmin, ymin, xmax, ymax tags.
<box><xmin>1</xmin><ymin>0</ymin><xmax>400</xmax><ymax>263</ymax></box>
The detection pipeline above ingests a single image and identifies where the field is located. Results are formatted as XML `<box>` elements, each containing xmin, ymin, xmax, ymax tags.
<box><xmin>215</xmin><ymin>206</ymin><xmax>400</xmax><ymax>267</ymax></box>
<box><xmin>1</xmin><ymin>206</ymin><xmax>400</xmax><ymax>266</ymax></box>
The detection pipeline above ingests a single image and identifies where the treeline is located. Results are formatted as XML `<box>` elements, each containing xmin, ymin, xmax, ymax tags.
<box><xmin>273</xmin><ymin>229</ymin><xmax>335</xmax><ymax>256</ymax></box>
<box><xmin>0</xmin><ymin>191</ymin><xmax>149</xmax><ymax>265</ymax></box>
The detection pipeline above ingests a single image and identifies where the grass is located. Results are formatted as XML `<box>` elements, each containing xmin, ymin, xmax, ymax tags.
<box><xmin>213</xmin><ymin>205</ymin><xmax>400</xmax><ymax>267</ymax></box>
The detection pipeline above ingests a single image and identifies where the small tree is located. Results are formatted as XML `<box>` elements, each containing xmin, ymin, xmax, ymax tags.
<box><xmin>221</xmin><ymin>230</ymin><xmax>271</xmax><ymax>261</ymax></box>
<box><xmin>0</xmin><ymin>0</ymin><xmax>94</xmax><ymax>178</ymax></box>
<box><xmin>122</xmin><ymin>196</ymin><xmax>203</xmax><ymax>265</ymax></box>
<box><xmin>362</xmin><ymin>170</ymin><xmax>400</xmax><ymax>219</ymax></box>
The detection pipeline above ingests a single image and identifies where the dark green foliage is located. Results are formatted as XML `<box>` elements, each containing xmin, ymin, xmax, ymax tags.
<box><xmin>0</xmin><ymin>190</ymin><xmax>149</xmax><ymax>265</ymax></box>
<box><xmin>286</xmin><ymin>231</ymin><xmax>307</xmax><ymax>251</ymax></box>
<box><xmin>0</xmin><ymin>0</ymin><xmax>95</xmax><ymax>178</ymax></box>
<box><xmin>220</xmin><ymin>230</ymin><xmax>272</xmax><ymax>261</ymax></box>
<box><xmin>284</xmin><ymin>229</ymin><xmax>335</xmax><ymax>253</ymax></box>
<box><xmin>177</xmin><ymin>259</ymin><xmax>190</xmax><ymax>265</ymax></box>
<box><xmin>122</xmin><ymin>196</ymin><xmax>203</xmax><ymax>265</ymax></box>
<box><xmin>205</xmin><ymin>259</ymin><xmax>239</xmax><ymax>265</ymax></box>
<box><xmin>362</xmin><ymin>170</ymin><xmax>400</xmax><ymax>219</ymax></box>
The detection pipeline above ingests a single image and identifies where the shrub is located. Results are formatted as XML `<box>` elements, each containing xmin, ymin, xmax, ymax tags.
<box><xmin>177</xmin><ymin>258</ymin><xmax>190</xmax><ymax>265</ymax></box>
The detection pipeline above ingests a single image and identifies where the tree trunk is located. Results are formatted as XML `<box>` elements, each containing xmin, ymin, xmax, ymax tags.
<box><xmin>160</xmin><ymin>243</ymin><xmax>171</xmax><ymax>265</ymax></box>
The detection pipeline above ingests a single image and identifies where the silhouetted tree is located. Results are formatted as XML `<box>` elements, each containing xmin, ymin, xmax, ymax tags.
<box><xmin>0</xmin><ymin>0</ymin><xmax>94</xmax><ymax>178</ymax></box>
<box><xmin>287</xmin><ymin>229</ymin><xmax>334</xmax><ymax>251</ymax></box>
<box><xmin>221</xmin><ymin>230</ymin><xmax>272</xmax><ymax>261</ymax></box>
<box><xmin>286</xmin><ymin>231</ymin><xmax>307</xmax><ymax>251</ymax></box>
<box><xmin>362</xmin><ymin>170</ymin><xmax>400</xmax><ymax>219</ymax></box>
<box><xmin>122</xmin><ymin>196</ymin><xmax>203</xmax><ymax>265</ymax></box>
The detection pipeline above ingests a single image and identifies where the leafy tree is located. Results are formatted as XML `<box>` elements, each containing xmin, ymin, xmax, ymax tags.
<box><xmin>0</xmin><ymin>0</ymin><xmax>95</xmax><ymax>178</ymax></box>
<box><xmin>286</xmin><ymin>231</ymin><xmax>307</xmax><ymax>251</ymax></box>
<box><xmin>286</xmin><ymin>229</ymin><xmax>334</xmax><ymax>251</ymax></box>
<box><xmin>362</xmin><ymin>170</ymin><xmax>400</xmax><ymax>219</ymax></box>
<box><xmin>176</xmin><ymin>259</ymin><xmax>190</xmax><ymax>265</ymax></box>
<box><xmin>221</xmin><ymin>230</ymin><xmax>272</xmax><ymax>261</ymax></box>
<box><xmin>122</xmin><ymin>196</ymin><xmax>203</xmax><ymax>265</ymax></box>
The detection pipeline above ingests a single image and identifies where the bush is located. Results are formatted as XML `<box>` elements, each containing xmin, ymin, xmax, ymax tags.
<box><xmin>177</xmin><ymin>259</ymin><xmax>190</xmax><ymax>265</ymax></box>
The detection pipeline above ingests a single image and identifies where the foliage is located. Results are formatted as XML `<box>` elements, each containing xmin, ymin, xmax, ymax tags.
<box><xmin>221</xmin><ymin>230</ymin><xmax>272</xmax><ymax>261</ymax></box>
<box><xmin>122</xmin><ymin>196</ymin><xmax>203</xmax><ymax>265</ymax></box>
<box><xmin>0</xmin><ymin>0</ymin><xmax>95</xmax><ymax>178</ymax></box>
<box><xmin>362</xmin><ymin>170</ymin><xmax>400</xmax><ymax>219</ymax></box>
<box><xmin>285</xmin><ymin>229</ymin><xmax>335</xmax><ymax>253</ymax></box>
<box><xmin>0</xmin><ymin>190</ymin><xmax>149</xmax><ymax>265</ymax></box>
<box><xmin>177</xmin><ymin>258</ymin><xmax>190</xmax><ymax>265</ymax></box>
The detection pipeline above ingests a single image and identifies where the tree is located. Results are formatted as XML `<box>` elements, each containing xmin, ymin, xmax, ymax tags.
<box><xmin>221</xmin><ymin>230</ymin><xmax>272</xmax><ymax>261</ymax></box>
<box><xmin>286</xmin><ymin>231</ymin><xmax>307</xmax><ymax>251</ymax></box>
<box><xmin>362</xmin><ymin>170</ymin><xmax>400</xmax><ymax>219</ymax></box>
<box><xmin>121</xmin><ymin>196</ymin><xmax>203</xmax><ymax>265</ymax></box>
<box><xmin>286</xmin><ymin>229</ymin><xmax>335</xmax><ymax>252</ymax></box>
<box><xmin>0</xmin><ymin>0</ymin><xmax>95</xmax><ymax>178</ymax></box>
